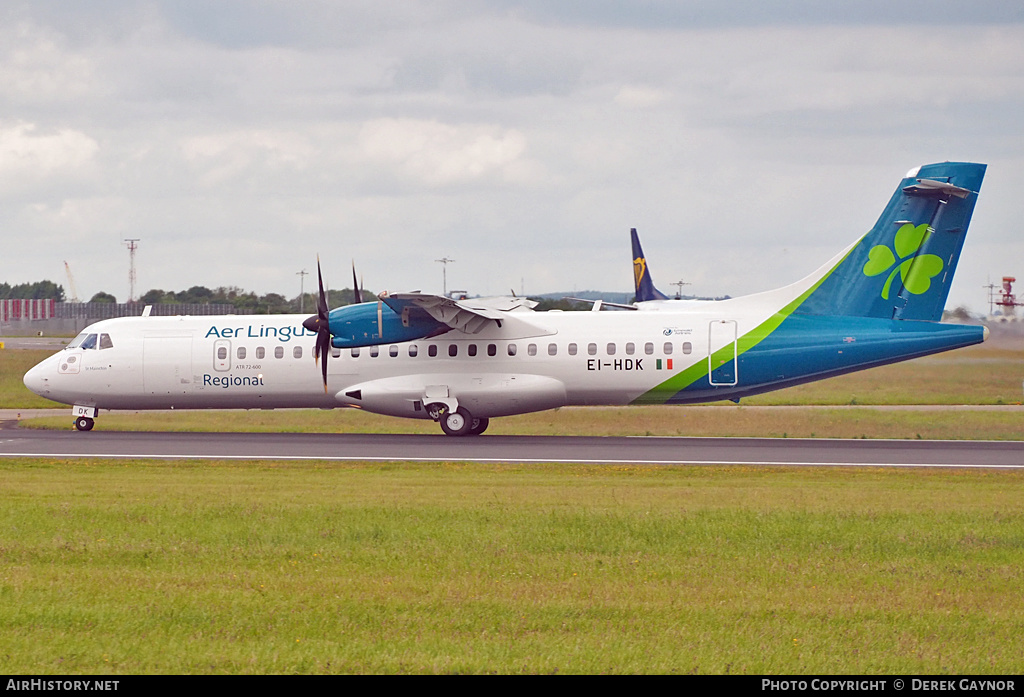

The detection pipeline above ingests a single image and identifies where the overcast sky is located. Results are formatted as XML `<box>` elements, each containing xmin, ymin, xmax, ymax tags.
<box><xmin>3</xmin><ymin>1</ymin><xmax>1022</xmax><ymax>312</ymax></box>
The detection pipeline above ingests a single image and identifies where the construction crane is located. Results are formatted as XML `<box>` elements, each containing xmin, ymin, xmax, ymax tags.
<box><xmin>63</xmin><ymin>261</ymin><xmax>80</xmax><ymax>303</ymax></box>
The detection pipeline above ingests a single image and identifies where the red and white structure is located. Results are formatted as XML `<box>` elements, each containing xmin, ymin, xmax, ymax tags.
<box><xmin>0</xmin><ymin>298</ymin><xmax>57</xmax><ymax>322</ymax></box>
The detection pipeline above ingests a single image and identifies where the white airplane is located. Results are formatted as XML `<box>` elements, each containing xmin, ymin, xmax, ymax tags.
<box><xmin>24</xmin><ymin>162</ymin><xmax>988</xmax><ymax>436</ymax></box>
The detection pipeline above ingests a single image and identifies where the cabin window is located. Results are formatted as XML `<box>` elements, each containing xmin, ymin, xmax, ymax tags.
<box><xmin>256</xmin><ymin>346</ymin><xmax>265</xmax><ymax>359</ymax></box>
<box><xmin>409</xmin><ymin>345</ymin><xmax>418</xmax><ymax>357</ymax></box>
<box><xmin>468</xmin><ymin>344</ymin><xmax>477</xmax><ymax>357</ymax></box>
<box><xmin>331</xmin><ymin>348</ymin><xmax>341</xmax><ymax>358</ymax></box>
<box><xmin>507</xmin><ymin>343</ymin><xmax>517</xmax><ymax>356</ymax></box>
<box><xmin>487</xmin><ymin>344</ymin><xmax>496</xmax><ymax>357</ymax></box>
<box><xmin>682</xmin><ymin>342</ymin><xmax>692</xmax><ymax>355</ymax></box>
<box><xmin>588</xmin><ymin>343</ymin><xmax>597</xmax><ymax>356</ymax></box>
<box><xmin>237</xmin><ymin>347</ymin><xmax>246</xmax><ymax>360</ymax></box>
<box><xmin>370</xmin><ymin>346</ymin><xmax>379</xmax><ymax>358</ymax></box>
<box><xmin>606</xmin><ymin>343</ymin><xmax>616</xmax><ymax>356</ymax></box>
<box><xmin>428</xmin><ymin>345</ymin><xmax>438</xmax><ymax>357</ymax></box>
<box><xmin>351</xmin><ymin>347</ymin><xmax>360</xmax><ymax>358</ymax></box>
<box><xmin>275</xmin><ymin>346</ymin><xmax>284</xmax><ymax>359</ymax></box>
<box><xmin>293</xmin><ymin>346</ymin><xmax>303</xmax><ymax>359</ymax></box>
<box><xmin>389</xmin><ymin>345</ymin><xmax>399</xmax><ymax>357</ymax></box>
<box><xmin>663</xmin><ymin>342</ymin><xmax>673</xmax><ymax>355</ymax></box>
<box><xmin>528</xmin><ymin>343</ymin><xmax>537</xmax><ymax>356</ymax></box>
<box><xmin>568</xmin><ymin>343</ymin><xmax>577</xmax><ymax>356</ymax></box>
<box><xmin>625</xmin><ymin>342</ymin><xmax>635</xmax><ymax>356</ymax></box>
<box><xmin>99</xmin><ymin>334</ymin><xmax>113</xmax><ymax>350</ymax></box>
<box><xmin>217</xmin><ymin>347</ymin><xmax>228</xmax><ymax>360</ymax></box>
<box><xmin>548</xmin><ymin>343</ymin><xmax>557</xmax><ymax>356</ymax></box>
<box><xmin>449</xmin><ymin>344</ymin><xmax>458</xmax><ymax>357</ymax></box>
<box><xmin>645</xmin><ymin>342</ymin><xmax>654</xmax><ymax>355</ymax></box>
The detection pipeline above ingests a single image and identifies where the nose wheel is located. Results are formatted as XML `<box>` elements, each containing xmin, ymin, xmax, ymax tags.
<box><xmin>74</xmin><ymin>416</ymin><xmax>94</xmax><ymax>432</ymax></box>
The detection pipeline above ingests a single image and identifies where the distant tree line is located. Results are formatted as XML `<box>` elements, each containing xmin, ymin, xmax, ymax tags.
<box><xmin>530</xmin><ymin>297</ymin><xmax>591</xmax><ymax>311</ymax></box>
<box><xmin>0</xmin><ymin>280</ymin><xmax>65</xmax><ymax>302</ymax></box>
<box><xmin>136</xmin><ymin>285</ymin><xmax>370</xmax><ymax>314</ymax></box>
<box><xmin>0</xmin><ymin>280</ymin><xmax>374</xmax><ymax>314</ymax></box>
<box><xmin>3</xmin><ymin>280</ymin><xmax>649</xmax><ymax>314</ymax></box>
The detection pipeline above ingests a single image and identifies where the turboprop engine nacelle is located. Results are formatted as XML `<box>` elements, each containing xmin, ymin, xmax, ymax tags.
<box><xmin>337</xmin><ymin>374</ymin><xmax>568</xmax><ymax>419</ymax></box>
<box><xmin>327</xmin><ymin>302</ymin><xmax>448</xmax><ymax>348</ymax></box>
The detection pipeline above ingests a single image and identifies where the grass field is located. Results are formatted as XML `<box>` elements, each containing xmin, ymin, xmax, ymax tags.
<box><xmin>1</xmin><ymin>349</ymin><xmax>69</xmax><ymax>408</ymax></box>
<box><xmin>1</xmin><ymin>459</ymin><xmax>1022</xmax><ymax>674</ymax></box>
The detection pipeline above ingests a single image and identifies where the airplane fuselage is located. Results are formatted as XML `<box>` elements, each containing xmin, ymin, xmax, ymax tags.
<box><xmin>24</xmin><ymin>302</ymin><xmax>985</xmax><ymax>422</ymax></box>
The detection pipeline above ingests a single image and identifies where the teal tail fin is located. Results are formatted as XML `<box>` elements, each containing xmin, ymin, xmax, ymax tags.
<box><xmin>797</xmin><ymin>162</ymin><xmax>985</xmax><ymax>322</ymax></box>
<box><xmin>631</xmin><ymin>228</ymin><xmax>669</xmax><ymax>302</ymax></box>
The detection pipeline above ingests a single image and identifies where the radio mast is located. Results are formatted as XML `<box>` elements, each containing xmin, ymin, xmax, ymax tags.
<box><xmin>124</xmin><ymin>239</ymin><xmax>140</xmax><ymax>302</ymax></box>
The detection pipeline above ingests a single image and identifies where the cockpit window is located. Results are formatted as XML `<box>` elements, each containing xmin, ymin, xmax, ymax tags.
<box><xmin>99</xmin><ymin>334</ymin><xmax>113</xmax><ymax>350</ymax></box>
<box><xmin>79</xmin><ymin>334</ymin><xmax>98</xmax><ymax>350</ymax></box>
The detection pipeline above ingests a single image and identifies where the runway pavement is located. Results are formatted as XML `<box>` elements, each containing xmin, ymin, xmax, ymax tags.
<box><xmin>1</xmin><ymin>427</ymin><xmax>1022</xmax><ymax>468</ymax></box>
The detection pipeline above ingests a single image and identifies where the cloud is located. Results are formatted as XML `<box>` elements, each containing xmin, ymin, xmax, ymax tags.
<box><xmin>0</xmin><ymin>21</ymin><xmax>96</xmax><ymax>104</ymax></box>
<box><xmin>0</xmin><ymin>2</ymin><xmax>1021</xmax><ymax>312</ymax></box>
<box><xmin>614</xmin><ymin>86</ymin><xmax>671</xmax><ymax>109</ymax></box>
<box><xmin>180</xmin><ymin>130</ymin><xmax>316</xmax><ymax>187</ymax></box>
<box><xmin>358</xmin><ymin>118</ymin><xmax>529</xmax><ymax>187</ymax></box>
<box><xmin>0</xmin><ymin>122</ymin><xmax>99</xmax><ymax>186</ymax></box>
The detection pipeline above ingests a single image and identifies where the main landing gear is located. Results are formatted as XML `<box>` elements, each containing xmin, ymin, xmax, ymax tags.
<box><xmin>426</xmin><ymin>403</ymin><xmax>489</xmax><ymax>437</ymax></box>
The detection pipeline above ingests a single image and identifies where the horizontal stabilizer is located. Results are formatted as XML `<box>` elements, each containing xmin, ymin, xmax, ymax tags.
<box><xmin>903</xmin><ymin>178</ymin><xmax>972</xmax><ymax>199</ymax></box>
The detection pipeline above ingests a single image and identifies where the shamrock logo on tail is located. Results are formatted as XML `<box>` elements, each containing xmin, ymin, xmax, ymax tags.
<box><xmin>862</xmin><ymin>223</ymin><xmax>944</xmax><ymax>300</ymax></box>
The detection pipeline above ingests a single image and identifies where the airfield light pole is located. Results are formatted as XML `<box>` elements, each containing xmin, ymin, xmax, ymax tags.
<box><xmin>124</xmin><ymin>239</ymin><xmax>140</xmax><ymax>303</ymax></box>
<box><xmin>436</xmin><ymin>256</ymin><xmax>455</xmax><ymax>297</ymax></box>
<box><xmin>671</xmin><ymin>279</ymin><xmax>691</xmax><ymax>300</ymax></box>
<box><xmin>297</xmin><ymin>269</ymin><xmax>309</xmax><ymax>313</ymax></box>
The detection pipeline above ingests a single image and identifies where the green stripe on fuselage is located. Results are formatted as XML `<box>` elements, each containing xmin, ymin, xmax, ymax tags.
<box><xmin>631</xmin><ymin>245</ymin><xmax>854</xmax><ymax>405</ymax></box>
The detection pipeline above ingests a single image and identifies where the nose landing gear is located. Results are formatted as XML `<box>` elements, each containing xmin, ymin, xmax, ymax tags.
<box><xmin>72</xmin><ymin>405</ymin><xmax>98</xmax><ymax>432</ymax></box>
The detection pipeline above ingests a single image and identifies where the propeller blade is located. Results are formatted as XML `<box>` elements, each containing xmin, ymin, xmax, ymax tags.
<box><xmin>316</xmin><ymin>256</ymin><xmax>328</xmax><ymax>318</ymax></box>
<box><xmin>352</xmin><ymin>261</ymin><xmax>362</xmax><ymax>305</ymax></box>
<box><xmin>317</xmin><ymin>330</ymin><xmax>330</xmax><ymax>393</ymax></box>
<box><xmin>300</xmin><ymin>255</ymin><xmax>333</xmax><ymax>393</ymax></box>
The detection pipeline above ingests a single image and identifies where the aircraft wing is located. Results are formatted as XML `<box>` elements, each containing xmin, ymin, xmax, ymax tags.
<box><xmin>379</xmin><ymin>292</ymin><xmax>539</xmax><ymax>334</ymax></box>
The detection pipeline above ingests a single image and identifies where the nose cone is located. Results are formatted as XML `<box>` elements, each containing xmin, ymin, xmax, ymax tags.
<box><xmin>23</xmin><ymin>360</ymin><xmax>48</xmax><ymax>396</ymax></box>
<box><xmin>302</xmin><ymin>314</ymin><xmax>324</xmax><ymax>333</ymax></box>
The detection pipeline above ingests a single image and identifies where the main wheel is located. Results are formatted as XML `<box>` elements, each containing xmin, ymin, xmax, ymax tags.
<box><xmin>74</xmin><ymin>416</ymin><xmax>94</xmax><ymax>432</ymax></box>
<box><xmin>467</xmin><ymin>417</ymin><xmax>489</xmax><ymax>436</ymax></box>
<box><xmin>439</xmin><ymin>407</ymin><xmax>474</xmax><ymax>437</ymax></box>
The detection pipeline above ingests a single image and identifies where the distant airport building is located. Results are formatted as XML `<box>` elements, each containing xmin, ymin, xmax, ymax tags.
<box><xmin>0</xmin><ymin>299</ymin><xmax>57</xmax><ymax>323</ymax></box>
